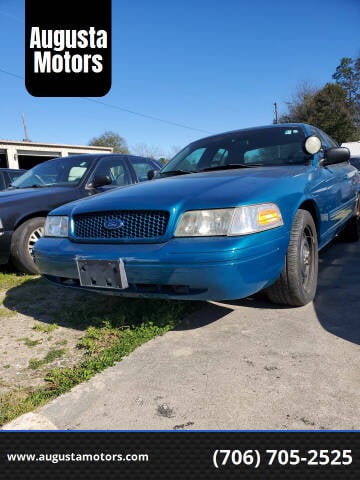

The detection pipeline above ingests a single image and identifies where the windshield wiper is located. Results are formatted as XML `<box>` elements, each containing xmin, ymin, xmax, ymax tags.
<box><xmin>199</xmin><ymin>163</ymin><xmax>263</xmax><ymax>172</ymax></box>
<box><xmin>159</xmin><ymin>169</ymin><xmax>195</xmax><ymax>177</ymax></box>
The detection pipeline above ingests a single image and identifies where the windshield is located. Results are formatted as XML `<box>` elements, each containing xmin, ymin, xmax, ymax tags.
<box><xmin>10</xmin><ymin>156</ymin><xmax>94</xmax><ymax>188</ymax></box>
<box><xmin>161</xmin><ymin>126</ymin><xmax>310</xmax><ymax>175</ymax></box>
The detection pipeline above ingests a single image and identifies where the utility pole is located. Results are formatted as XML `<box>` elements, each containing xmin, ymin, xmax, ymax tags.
<box><xmin>22</xmin><ymin>113</ymin><xmax>30</xmax><ymax>141</ymax></box>
<box><xmin>273</xmin><ymin>102</ymin><xmax>278</xmax><ymax>124</ymax></box>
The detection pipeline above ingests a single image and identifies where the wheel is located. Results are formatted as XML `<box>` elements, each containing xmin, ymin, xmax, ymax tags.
<box><xmin>265</xmin><ymin>209</ymin><xmax>318</xmax><ymax>306</ymax></box>
<box><xmin>10</xmin><ymin>217</ymin><xmax>45</xmax><ymax>274</ymax></box>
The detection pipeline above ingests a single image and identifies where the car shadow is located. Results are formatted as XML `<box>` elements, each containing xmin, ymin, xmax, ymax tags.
<box><xmin>2</xmin><ymin>273</ymin><xmax>230</xmax><ymax>332</ymax></box>
<box><xmin>2</xmin><ymin>236</ymin><xmax>358</xmax><ymax>341</ymax></box>
<box><xmin>219</xmin><ymin>237</ymin><xmax>360</xmax><ymax>345</ymax></box>
<box><xmin>312</xmin><ymin>238</ymin><xmax>360</xmax><ymax>345</ymax></box>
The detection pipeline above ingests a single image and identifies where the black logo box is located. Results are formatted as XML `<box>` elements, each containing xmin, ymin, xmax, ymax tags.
<box><xmin>25</xmin><ymin>0</ymin><xmax>111</xmax><ymax>97</ymax></box>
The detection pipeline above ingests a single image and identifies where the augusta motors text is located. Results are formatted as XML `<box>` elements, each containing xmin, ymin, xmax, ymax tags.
<box><xmin>29</xmin><ymin>27</ymin><xmax>108</xmax><ymax>73</ymax></box>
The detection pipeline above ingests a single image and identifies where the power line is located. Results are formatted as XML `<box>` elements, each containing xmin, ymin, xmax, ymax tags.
<box><xmin>80</xmin><ymin>97</ymin><xmax>211</xmax><ymax>134</ymax></box>
<box><xmin>0</xmin><ymin>67</ymin><xmax>212</xmax><ymax>134</ymax></box>
<box><xmin>0</xmin><ymin>68</ymin><xmax>23</xmax><ymax>80</ymax></box>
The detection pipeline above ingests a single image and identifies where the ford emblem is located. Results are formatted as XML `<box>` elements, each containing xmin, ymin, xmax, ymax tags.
<box><xmin>104</xmin><ymin>218</ymin><xmax>124</xmax><ymax>230</ymax></box>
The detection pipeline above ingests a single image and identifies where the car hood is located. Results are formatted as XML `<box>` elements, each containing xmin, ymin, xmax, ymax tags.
<box><xmin>56</xmin><ymin>165</ymin><xmax>310</xmax><ymax>215</ymax></box>
<box><xmin>0</xmin><ymin>186</ymin><xmax>76</xmax><ymax>203</ymax></box>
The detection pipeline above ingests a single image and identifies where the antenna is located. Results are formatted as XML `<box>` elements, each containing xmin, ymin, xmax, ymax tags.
<box><xmin>22</xmin><ymin>113</ymin><xmax>30</xmax><ymax>141</ymax></box>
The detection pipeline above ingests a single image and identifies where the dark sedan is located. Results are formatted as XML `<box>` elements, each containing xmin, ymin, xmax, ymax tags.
<box><xmin>0</xmin><ymin>153</ymin><xmax>161</xmax><ymax>273</ymax></box>
<box><xmin>0</xmin><ymin>168</ymin><xmax>26</xmax><ymax>190</ymax></box>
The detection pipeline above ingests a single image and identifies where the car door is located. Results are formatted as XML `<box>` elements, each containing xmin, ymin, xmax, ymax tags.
<box><xmin>310</xmin><ymin>127</ymin><xmax>354</xmax><ymax>241</ymax></box>
<box><xmin>126</xmin><ymin>157</ymin><xmax>160</xmax><ymax>182</ymax></box>
<box><xmin>90</xmin><ymin>155</ymin><xmax>133</xmax><ymax>192</ymax></box>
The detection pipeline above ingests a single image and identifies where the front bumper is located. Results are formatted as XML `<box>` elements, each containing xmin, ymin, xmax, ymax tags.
<box><xmin>0</xmin><ymin>231</ymin><xmax>13</xmax><ymax>264</ymax></box>
<box><xmin>33</xmin><ymin>232</ymin><xmax>288</xmax><ymax>300</ymax></box>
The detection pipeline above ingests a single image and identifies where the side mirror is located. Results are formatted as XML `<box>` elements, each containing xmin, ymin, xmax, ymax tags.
<box><xmin>321</xmin><ymin>147</ymin><xmax>350</xmax><ymax>166</ymax></box>
<box><xmin>87</xmin><ymin>175</ymin><xmax>112</xmax><ymax>189</ymax></box>
<box><xmin>147</xmin><ymin>169</ymin><xmax>156</xmax><ymax>180</ymax></box>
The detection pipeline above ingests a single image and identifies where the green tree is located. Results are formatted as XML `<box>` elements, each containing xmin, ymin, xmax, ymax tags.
<box><xmin>279</xmin><ymin>82</ymin><xmax>318</xmax><ymax>124</ymax></box>
<box><xmin>89</xmin><ymin>131</ymin><xmax>129</xmax><ymax>153</ymax></box>
<box><xmin>280</xmin><ymin>82</ymin><xmax>357</xmax><ymax>143</ymax></box>
<box><xmin>332</xmin><ymin>57</ymin><xmax>360</xmax><ymax>104</ymax></box>
<box><xmin>308</xmin><ymin>83</ymin><xmax>356</xmax><ymax>143</ymax></box>
<box><xmin>332</xmin><ymin>56</ymin><xmax>360</xmax><ymax>132</ymax></box>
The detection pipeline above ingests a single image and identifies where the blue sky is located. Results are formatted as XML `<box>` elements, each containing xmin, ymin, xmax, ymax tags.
<box><xmin>0</xmin><ymin>0</ymin><xmax>359</xmax><ymax>157</ymax></box>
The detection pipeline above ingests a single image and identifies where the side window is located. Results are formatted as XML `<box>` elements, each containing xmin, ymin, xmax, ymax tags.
<box><xmin>0</xmin><ymin>173</ymin><xmax>5</xmax><ymax>190</ymax></box>
<box><xmin>68</xmin><ymin>166</ymin><xmax>87</xmax><ymax>182</ymax></box>
<box><xmin>37</xmin><ymin>162</ymin><xmax>61</xmax><ymax>184</ymax></box>
<box><xmin>109</xmin><ymin>165</ymin><xmax>128</xmax><ymax>185</ymax></box>
<box><xmin>130</xmin><ymin>158</ymin><xmax>155</xmax><ymax>182</ymax></box>
<box><xmin>93</xmin><ymin>157</ymin><xmax>131</xmax><ymax>186</ymax></box>
<box><xmin>8</xmin><ymin>171</ymin><xmax>23</xmax><ymax>182</ymax></box>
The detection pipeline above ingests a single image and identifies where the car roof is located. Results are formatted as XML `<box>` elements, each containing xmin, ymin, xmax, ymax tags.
<box><xmin>188</xmin><ymin>123</ymin><xmax>311</xmax><ymax>145</ymax></box>
<box><xmin>29</xmin><ymin>153</ymin><xmax>156</xmax><ymax>162</ymax></box>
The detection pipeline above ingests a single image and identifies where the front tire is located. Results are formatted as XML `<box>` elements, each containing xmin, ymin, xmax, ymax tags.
<box><xmin>10</xmin><ymin>217</ymin><xmax>45</xmax><ymax>274</ymax></box>
<box><xmin>265</xmin><ymin>209</ymin><xmax>318</xmax><ymax>306</ymax></box>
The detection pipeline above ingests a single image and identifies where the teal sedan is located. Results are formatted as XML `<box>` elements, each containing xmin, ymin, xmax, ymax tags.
<box><xmin>33</xmin><ymin>124</ymin><xmax>359</xmax><ymax>306</ymax></box>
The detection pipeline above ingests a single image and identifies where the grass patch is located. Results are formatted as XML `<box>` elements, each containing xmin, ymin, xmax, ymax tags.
<box><xmin>28</xmin><ymin>349</ymin><xmax>66</xmax><ymax>370</ymax></box>
<box><xmin>33</xmin><ymin>323</ymin><xmax>58</xmax><ymax>333</ymax></box>
<box><xmin>0</xmin><ymin>307</ymin><xmax>17</xmax><ymax>317</ymax></box>
<box><xmin>46</xmin><ymin>321</ymin><xmax>169</xmax><ymax>393</ymax></box>
<box><xmin>18</xmin><ymin>338</ymin><xmax>42</xmax><ymax>348</ymax></box>
<box><xmin>0</xmin><ymin>294</ymin><xmax>202</xmax><ymax>425</ymax></box>
<box><xmin>0</xmin><ymin>271</ymin><xmax>34</xmax><ymax>291</ymax></box>
<box><xmin>0</xmin><ymin>298</ymin><xmax>200</xmax><ymax>425</ymax></box>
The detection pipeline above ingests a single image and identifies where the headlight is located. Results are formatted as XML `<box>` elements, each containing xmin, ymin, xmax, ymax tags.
<box><xmin>174</xmin><ymin>204</ymin><xmax>283</xmax><ymax>237</ymax></box>
<box><xmin>44</xmin><ymin>216</ymin><xmax>69</xmax><ymax>237</ymax></box>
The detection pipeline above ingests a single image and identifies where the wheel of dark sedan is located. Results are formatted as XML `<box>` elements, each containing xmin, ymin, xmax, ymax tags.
<box><xmin>265</xmin><ymin>209</ymin><xmax>318</xmax><ymax>307</ymax></box>
<box><xmin>10</xmin><ymin>217</ymin><xmax>45</xmax><ymax>274</ymax></box>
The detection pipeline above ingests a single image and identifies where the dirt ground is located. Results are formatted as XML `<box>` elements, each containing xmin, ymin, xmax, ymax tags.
<box><xmin>0</xmin><ymin>276</ymin><xmax>91</xmax><ymax>396</ymax></box>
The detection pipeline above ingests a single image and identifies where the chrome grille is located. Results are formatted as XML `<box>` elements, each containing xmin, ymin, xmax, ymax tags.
<box><xmin>72</xmin><ymin>210</ymin><xmax>169</xmax><ymax>240</ymax></box>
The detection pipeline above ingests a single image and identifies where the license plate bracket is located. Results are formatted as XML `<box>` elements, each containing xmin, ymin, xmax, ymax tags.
<box><xmin>76</xmin><ymin>258</ymin><xmax>129</xmax><ymax>290</ymax></box>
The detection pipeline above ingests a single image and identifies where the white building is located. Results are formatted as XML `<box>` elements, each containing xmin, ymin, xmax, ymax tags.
<box><xmin>0</xmin><ymin>140</ymin><xmax>113</xmax><ymax>170</ymax></box>
<box><xmin>341</xmin><ymin>141</ymin><xmax>360</xmax><ymax>156</ymax></box>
